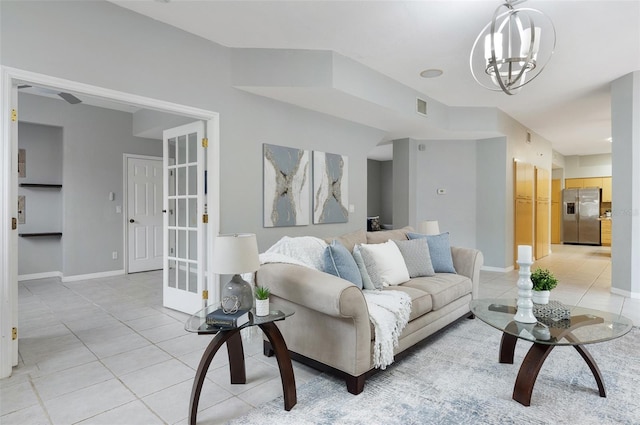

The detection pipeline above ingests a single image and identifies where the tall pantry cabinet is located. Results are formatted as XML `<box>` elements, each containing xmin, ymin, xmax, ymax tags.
<box><xmin>514</xmin><ymin>161</ymin><xmax>534</xmax><ymax>265</ymax></box>
<box><xmin>514</xmin><ymin>160</ymin><xmax>550</xmax><ymax>266</ymax></box>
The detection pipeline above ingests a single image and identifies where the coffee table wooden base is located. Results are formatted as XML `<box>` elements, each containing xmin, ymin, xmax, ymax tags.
<box><xmin>189</xmin><ymin>322</ymin><xmax>296</xmax><ymax>425</ymax></box>
<box><xmin>500</xmin><ymin>333</ymin><xmax>606</xmax><ymax>406</ymax></box>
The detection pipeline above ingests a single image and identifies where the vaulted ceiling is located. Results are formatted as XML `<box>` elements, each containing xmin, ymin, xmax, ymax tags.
<box><xmin>110</xmin><ymin>1</ymin><xmax>640</xmax><ymax>157</ymax></box>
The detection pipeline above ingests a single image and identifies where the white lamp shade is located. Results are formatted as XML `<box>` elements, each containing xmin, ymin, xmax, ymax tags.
<box><xmin>212</xmin><ymin>233</ymin><xmax>260</xmax><ymax>275</ymax></box>
<box><xmin>418</xmin><ymin>220</ymin><xmax>440</xmax><ymax>235</ymax></box>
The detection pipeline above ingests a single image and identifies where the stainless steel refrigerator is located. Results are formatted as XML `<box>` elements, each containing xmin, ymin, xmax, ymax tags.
<box><xmin>563</xmin><ymin>187</ymin><xmax>601</xmax><ymax>245</ymax></box>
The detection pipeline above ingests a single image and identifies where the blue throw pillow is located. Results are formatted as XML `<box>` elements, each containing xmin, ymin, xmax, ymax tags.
<box><xmin>323</xmin><ymin>240</ymin><xmax>364</xmax><ymax>288</ymax></box>
<box><xmin>407</xmin><ymin>232</ymin><xmax>457</xmax><ymax>274</ymax></box>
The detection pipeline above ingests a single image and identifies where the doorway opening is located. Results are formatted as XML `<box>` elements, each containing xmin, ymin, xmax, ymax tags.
<box><xmin>1</xmin><ymin>67</ymin><xmax>220</xmax><ymax>378</ymax></box>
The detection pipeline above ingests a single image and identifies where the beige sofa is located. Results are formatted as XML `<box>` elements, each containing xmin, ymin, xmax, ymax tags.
<box><xmin>256</xmin><ymin>227</ymin><xmax>484</xmax><ymax>394</ymax></box>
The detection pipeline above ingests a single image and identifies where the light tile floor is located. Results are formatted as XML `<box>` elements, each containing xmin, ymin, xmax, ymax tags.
<box><xmin>1</xmin><ymin>244</ymin><xmax>637</xmax><ymax>424</ymax></box>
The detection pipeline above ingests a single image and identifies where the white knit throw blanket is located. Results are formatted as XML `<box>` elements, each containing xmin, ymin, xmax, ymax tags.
<box><xmin>363</xmin><ymin>289</ymin><xmax>412</xmax><ymax>370</ymax></box>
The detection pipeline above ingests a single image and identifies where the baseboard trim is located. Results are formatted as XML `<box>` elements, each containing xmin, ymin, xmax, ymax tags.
<box><xmin>481</xmin><ymin>265</ymin><xmax>514</xmax><ymax>273</ymax></box>
<box><xmin>18</xmin><ymin>271</ymin><xmax>63</xmax><ymax>281</ymax></box>
<box><xmin>611</xmin><ymin>287</ymin><xmax>640</xmax><ymax>299</ymax></box>
<box><xmin>62</xmin><ymin>269</ymin><xmax>125</xmax><ymax>283</ymax></box>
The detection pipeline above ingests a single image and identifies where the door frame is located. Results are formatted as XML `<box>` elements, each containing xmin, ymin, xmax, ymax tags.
<box><xmin>123</xmin><ymin>153</ymin><xmax>163</xmax><ymax>274</ymax></box>
<box><xmin>0</xmin><ymin>66</ymin><xmax>220</xmax><ymax>378</ymax></box>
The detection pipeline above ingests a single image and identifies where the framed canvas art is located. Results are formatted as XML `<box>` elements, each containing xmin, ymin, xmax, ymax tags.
<box><xmin>263</xmin><ymin>144</ymin><xmax>310</xmax><ymax>227</ymax></box>
<box><xmin>313</xmin><ymin>151</ymin><xmax>348</xmax><ymax>224</ymax></box>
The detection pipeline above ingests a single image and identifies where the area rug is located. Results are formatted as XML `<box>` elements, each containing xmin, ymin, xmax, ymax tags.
<box><xmin>229</xmin><ymin>318</ymin><xmax>640</xmax><ymax>424</ymax></box>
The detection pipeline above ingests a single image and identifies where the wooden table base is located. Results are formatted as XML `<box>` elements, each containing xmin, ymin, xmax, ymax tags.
<box><xmin>189</xmin><ymin>322</ymin><xmax>296</xmax><ymax>425</ymax></box>
<box><xmin>500</xmin><ymin>333</ymin><xmax>606</xmax><ymax>406</ymax></box>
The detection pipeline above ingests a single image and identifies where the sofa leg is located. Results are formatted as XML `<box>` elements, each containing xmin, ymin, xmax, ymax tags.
<box><xmin>346</xmin><ymin>374</ymin><xmax>365</xmax><ymax>395</ymax></box>
<box><xmin>263</xmin><ymin>340</ymin><xmax>274</xmax><ymax>357</ymax></box>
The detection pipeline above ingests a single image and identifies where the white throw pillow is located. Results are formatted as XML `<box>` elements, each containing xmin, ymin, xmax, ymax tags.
<box><xmin>358</xmin><ymin>241</ymin><xmax>411</xmax><ymax>287</ymax></box>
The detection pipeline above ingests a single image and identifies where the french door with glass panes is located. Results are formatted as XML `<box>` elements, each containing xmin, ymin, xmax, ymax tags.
<box><xmin>163</xmin><ymin>121</ymin><xmax>206</xmax><ymax>313</ymax></box>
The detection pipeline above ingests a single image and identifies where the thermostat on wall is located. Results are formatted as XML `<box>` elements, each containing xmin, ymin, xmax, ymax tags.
<box><xmin>437</xmin><ymin>188</ymin><xmax>446</xmax><ymax>195</ymax></box>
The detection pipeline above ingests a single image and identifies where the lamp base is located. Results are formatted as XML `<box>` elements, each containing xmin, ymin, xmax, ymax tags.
<box><xmin>221</xmin><ymin>274</ymin><xmax>254</xmax><ymax>311</ymax></box>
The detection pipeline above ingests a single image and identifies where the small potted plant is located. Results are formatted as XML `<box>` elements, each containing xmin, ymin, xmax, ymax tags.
<box><xmin>530</xmin><ymin>268</ymin><xmax>558</xmax><ymax>304</ymax></box>
<box><xmin>254</xmin><ymin>286</ymin><xmax>271</xmax><ymax>316</ymax></box>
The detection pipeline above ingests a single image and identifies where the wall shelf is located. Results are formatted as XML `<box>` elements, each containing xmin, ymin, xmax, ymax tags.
<box><xmin>19</xmin><ymin>183</ymin><xmax>62</xmax><ymax>188</ymax></box>
<box><xmin>19</xmin><ymin>232</ymin><xmax>63</xmax><ymax>238</ymax></box>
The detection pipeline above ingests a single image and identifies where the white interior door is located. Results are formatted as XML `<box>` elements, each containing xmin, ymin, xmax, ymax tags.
<box><xmin>163</xmin><ymin>121</ymin><xmax>206</xmax><ymax>313</ymax></box>
<box><xmin>127</xmin><ymin>156</ymin><xmax>163</xmax><ymax>273</ymax></box>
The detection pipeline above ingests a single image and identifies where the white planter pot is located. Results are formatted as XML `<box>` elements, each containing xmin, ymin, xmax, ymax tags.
<box><xmin>255</xmin><ymin>299</ymin><xmax>270</xmax><ymax>316</ymax></box>
<box><xmin>532</xmin><ymin>290</ymin><xmax>550</xmax><ymax>305</ymax></box>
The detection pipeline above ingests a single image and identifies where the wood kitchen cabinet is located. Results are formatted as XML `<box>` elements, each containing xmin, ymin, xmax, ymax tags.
<box><xmin>602</xmin><ymin>177</ymin><xmax>612</xmax><ymax>202</ymax></box>
<box><xmin>582</xmin><ymin>177</ymin><xmax>603</xmax><ymax>189</ymax></box>
<box><xmin>565</xmin><ymin>178</ymin><xmax>583</xmax><ymax>189</ymax></box>
<box><xmin>601</xmin><ymin>219</ymin><xmax>611</xmax><ymax>246</ymax></box>
<box><xmin>515</xmin><ymin>161</ymin><xmax>534</xmax><ymax>199</ymax></box>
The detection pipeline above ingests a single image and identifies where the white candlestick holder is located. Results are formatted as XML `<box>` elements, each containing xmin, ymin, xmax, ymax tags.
<box><xmin>514</xmin><ymin>259</ymin><xmax>537</xmax><ymax>323</ymax></box>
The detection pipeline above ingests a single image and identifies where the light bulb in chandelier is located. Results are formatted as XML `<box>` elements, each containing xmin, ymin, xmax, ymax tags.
<box><xmin>470</xmin><ymin>0</ymin><xmax>555</xmax><ymax>95</ymax></box>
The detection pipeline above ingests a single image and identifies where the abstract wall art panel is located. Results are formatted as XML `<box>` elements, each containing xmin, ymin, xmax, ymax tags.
<box><xmin>263</xmin><ymin>144</ymin><xmax>310</xmax><ymax>227</ymax></box>
<box><xmin>313</xmin><ymin>151</ymin><xmax>349</xmax><ymax>224</ymax></box>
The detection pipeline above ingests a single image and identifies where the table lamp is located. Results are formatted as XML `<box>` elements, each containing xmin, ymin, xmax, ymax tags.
<box><xmin>212</xmin><ymin>233</ymin><xmax>260</xmax><ymax>312</ymax></box>
<box><xmin>418</xmin><ymin>220</ymin><xmax>440</xmax><ymax>235</ymax></box>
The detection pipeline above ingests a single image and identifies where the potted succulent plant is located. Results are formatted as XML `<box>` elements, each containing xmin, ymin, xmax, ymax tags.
<box><xmin>530</xmin><ymin>268</ymin><xmax>558</xmax><ymax>304</ymax></box>
<box><xmin>254</xmin><ymin>285</ymin><xmax>271</xmax><ymax>316</ymax></box>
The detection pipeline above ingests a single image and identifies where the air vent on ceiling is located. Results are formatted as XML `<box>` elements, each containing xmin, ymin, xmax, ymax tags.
<box><xmin>416</xmin><ymin>98</ymin><xmax>427</xmax><ymax>117</ymax></box>
<box><xmin>526</xmin><ymin>131</ymin><xmax>532</xmax><ymax>144</ymax></box>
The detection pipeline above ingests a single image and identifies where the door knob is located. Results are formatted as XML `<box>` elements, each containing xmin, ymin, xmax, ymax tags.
<box><xmin>129</xmin><ymin>219</ymin><xmax>135</xmax><ymax>223</ymax></box>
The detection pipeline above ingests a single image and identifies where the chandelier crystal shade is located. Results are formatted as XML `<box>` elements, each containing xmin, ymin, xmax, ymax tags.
<box><xmin>470</xmin><ymin>0</ymin><xmax>556</xmax><ymax>95</ymax></box>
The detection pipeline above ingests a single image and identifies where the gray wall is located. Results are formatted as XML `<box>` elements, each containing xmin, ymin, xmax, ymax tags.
<box><xmin>611</xmin><ymin>71</ymin><xmax>640</xmax><ymax>296</ymax></box>
<box><xmin>367</xmin><ymin>160</ymin><xmax>381</xmax><ymax>218</ymax></box>
<box><xmin>380</xmin><ymin>161</ymin><xmax>393</xmax><ymax>225</ymax></box>
<box><xmin>414</xmin><ymin>140</ymin><xmax>477</xmax><ymax>248</ymax></box>
<box><xmin>564</xmin><ymin>154</ymin><xmax>612</xmax><ymax>178</ymax></box>
<box><xmin>1</xmin><ymin>0</ymin><xmax>559</xmax><ymax>272</ymax></box>
<box><xmin>18</xmin><ymin>94</ymin><xmax>162</xmax><ymax>277</ymax></box>
<box><xmin>1</xmin><ymin>1</ymin><xmax>386</xmax><ymax>257</ymax></box>
<box><xmin>17</xmin><ymin>122</ymin><xmax>63</xmax><ymax>275</ymax></box>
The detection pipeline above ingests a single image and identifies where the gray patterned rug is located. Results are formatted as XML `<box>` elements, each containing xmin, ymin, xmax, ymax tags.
<box><xmin>229</xmin><ymin>318</ymin><xmax>640</xmax><ymax>424</ymax></box>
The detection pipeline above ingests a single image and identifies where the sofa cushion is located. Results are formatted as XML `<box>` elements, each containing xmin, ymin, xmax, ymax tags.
<box><xmin>323</xmin><ymin>240</ymin><xmax>363</xmax><ymax>289</ymax></box>
<box><xmin>402</xmin><ymin>274</ymin><xmax>472</xmax><ymax>311</ymax></box>
<box><xmin>393</xmin><ymin>239</ymin><xmax>435</xmax><ymax>278</ymax></box>
<box><xmin>352</xmin><ymin>245</ymin><xmax>376</xmax><ymax>290</ymax></box>
<box><xmin>366</xmin><ymin>227</ymin><xmax>411</xmax><ymax>244</ymax></box>
<box><xmin>325</xmin><ymin>229</ymin><xmax>367</xmax><ymax>252</ymax></box>
<box><xmin>383</xmin><ymin>286</ymin><xmax>433</xmax><ymax>321</ymax></box>
<box><xmin>407</xmin><ymin>232</ymin><xmax>456</xmax><ymax>274</ymax></box>
<box><xmin>358</xmin><ymin>241</ymin><xmax>410</xmax><ymax>287</ymax></box>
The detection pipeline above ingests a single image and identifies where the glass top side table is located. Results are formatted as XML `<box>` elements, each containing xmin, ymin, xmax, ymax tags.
<box><xmin>470</xmin><ymin>298</ymin><xmax>633</xmax><ymax>406</ymax></box>
<box><xmin>185</xmin><ymin>305</ymin><xmax>296</xmax><ymax>424</ymax></box>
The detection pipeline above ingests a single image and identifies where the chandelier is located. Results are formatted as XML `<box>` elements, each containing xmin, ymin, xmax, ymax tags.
<box><xmin>470</xmin><ymin>0</ymin><xmax>556</xmax><ymax>95</ymax></box>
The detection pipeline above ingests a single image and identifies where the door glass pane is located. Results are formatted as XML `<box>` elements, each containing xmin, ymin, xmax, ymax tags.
<box><xmin>168</xmin><ymin>199</ymin><xmax>176</xmax><ymax>226</ymax></box>
<box><xmin>178</xmin><ymin>199</ymin><xmax>186</xmax><ymax>227</ymax></box>
<box><xmin>188</xmin><ymin>264</ymin><xmax>197</xmax><ymax>293</ymax></box>
<box><xmin>178</xmin><ymin>261</ymin><xmax>186</xmax><ymax>290</ymax></box>
<box><xmin>168</xmin><ymin>260</ymin><xmax>176</xmax><ymax>288</ymax></box>
<box><xmin>177</xmin><ymin>135</ymin><xmax>187</xmax><ymax>165</ymax></box>
<box><xmin>188</xmin><ymin>198</ymin><xmax>197</xmax><ymax>228</ymax></box>
<box><xmin>188</xmin><ymin>165</ymin><xmax>197</xmax><ymax>196</ymax></box>
<box><xmin>168</xmin><ymin>229</ymin><xmax>176</xmax><ymax>257</ymax></box>
<box><xmin>168</xmin><ymin>138</ymin><xmax>176</xmax><ymax>162</ymax></box>
<box><xmin>177</xmin><ymin>229</ymin><xmax>187</xmax><ymax>258</ymax></box>
<box><xmin>188</xmin><ymin>132</ymin><xmax>197</xmax><ymax>163</ymax></box>
<box><xmin>189</xmin><ymin>230</ymin><xmax>197</xmax><ymax>261</ymax></box>
<box><xmin>178</xmin><ymin>167</ymin><xmax>186</xmax><ymax>196</ymax></box>
<box><xmin>168</xmin><ymin>169</ymin><xmax>176</xmax><ymax>196</ymax></box>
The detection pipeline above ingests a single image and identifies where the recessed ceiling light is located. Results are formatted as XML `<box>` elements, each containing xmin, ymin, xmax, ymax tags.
<box><xmin>420</xmin><ymin>69</ymin><xmax>443</xmax><ymax>79</ymax></box>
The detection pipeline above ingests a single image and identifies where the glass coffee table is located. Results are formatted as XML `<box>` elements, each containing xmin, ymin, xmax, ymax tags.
<box><xmin>185</xmin><ymin>306</ymin><xmax>295</xmax><ymax>424</ymax></box>
<box><xmin>470</xmin><ymin>298</ymin><xmax>633</xmax><ymax>406</ymax></box>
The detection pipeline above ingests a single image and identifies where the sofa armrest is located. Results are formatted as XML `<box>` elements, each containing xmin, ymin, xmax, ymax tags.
<box><xmin>255</xmin><ymin>263</ymin><xmax>368</xmax><ymax>319</ymax></box>
<box><xmin>450</xmin><ymin>247</ymin><xmax>484</xmax><ymax>299</ymax></box>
